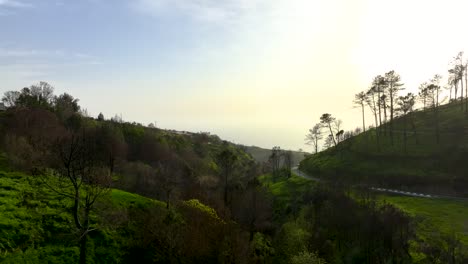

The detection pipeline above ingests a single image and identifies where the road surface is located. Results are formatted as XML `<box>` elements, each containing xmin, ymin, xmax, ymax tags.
<box><xmin>292</xmin><ymin>167</ymin><xmax>468</xmax><ymax>201</ymax></box>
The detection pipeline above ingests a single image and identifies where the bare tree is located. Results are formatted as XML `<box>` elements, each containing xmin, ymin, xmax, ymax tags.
<box><xmin>2</xmin><ymin>91</ymin><xmax>20</xmax><ymax>107</ymax></box>
<box><xmin>354</xmin><ymin>92</ymin><xmax>367</xmax><ymax>132</ymax></box>
<box><xmin>305</xmin><ymin>124</ymin><xmax>322</xmax><ymax>154</ymax></box>
<box><xmin>48</xmin><ymin>129</ymin><xmax>112</xmax><ymax>264</ymax></box>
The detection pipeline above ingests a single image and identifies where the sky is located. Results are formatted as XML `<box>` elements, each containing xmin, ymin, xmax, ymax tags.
<box><xmin>2</xmin><ymin>0</ymin><xmax>468</xmax><ymax>151</ymax></box>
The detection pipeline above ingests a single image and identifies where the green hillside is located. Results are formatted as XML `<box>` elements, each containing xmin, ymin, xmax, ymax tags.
<box><xmin>300</xmin><ymin>100</ymin><xmax>468</xmax><ymax>195</ymax></box>
<box><xmin>0</xmin><ymin>164</ymin><xmax>235</xmax><ymax>263</ymax></box>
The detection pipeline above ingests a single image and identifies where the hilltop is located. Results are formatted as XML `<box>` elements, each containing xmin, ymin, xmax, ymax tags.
<box><xmin>300</xmin><ymin>100</ymin><xmax>468</xmax><ymax>196</ymax></box>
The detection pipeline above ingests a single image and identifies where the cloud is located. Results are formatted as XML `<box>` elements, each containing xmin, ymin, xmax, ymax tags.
<box><xmin>133</xmin><ymin>0</ymin><xmax>269</xmax><ymax>22</ymax></box>
<box><xmin>0</xmin><ymin>47</ymin><xmax>103</xmax><ymax>76</ymax></box>
<box><xmin>0</xmin><ymin>0</ymin><xmax>32</xmax><ymax>8</ymax></box>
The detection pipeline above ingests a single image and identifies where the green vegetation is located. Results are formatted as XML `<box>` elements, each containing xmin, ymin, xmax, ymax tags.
<box><xmin>378</xmin><ymin>194</ymin><xmax>468</xmax><ymax>245</ymax></box>
<box><xmin>301</xmin><ymin>100</ymin><xmax>468</xmax><ymax>193</ymax></box>
<box><xmin>0</xmin><ymin>166</ymin><xmax>250</xmax><ymax>263</ymax></box>
<box><xmin>259</xmin><ymin>173</ymin><xmax>315</xmax><ymax>219</ymax></box>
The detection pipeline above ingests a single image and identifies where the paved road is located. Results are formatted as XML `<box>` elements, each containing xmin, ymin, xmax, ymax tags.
<box><xmin>292</xmin><ymin>167</ymin><xmax>468</xmax><ymax>201</ymax></box>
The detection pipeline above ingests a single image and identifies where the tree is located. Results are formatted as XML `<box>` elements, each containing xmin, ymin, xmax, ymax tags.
<box><xmin>268</xmin><ymin>146</ymin><xmax>282</xmax><ymax>175</ymax></box>
<box><xmin>397</xmin><ymin>93</ymin><xmax>415</xmax><ymax>153</ymax></box>
<box><xmin>54</xmin><ymin>93</ymin><xmax>80</xmax><ymax>121</ymax></box>
<box><xmin>2</xmin><ymin>90</ymin><xmax>20</xmax><ymax>107</ymax></box>
<box><xmin>385</xmin><ymin>70</ymin><xmax>404</xmax><ymax>145</ymax></box>
<box><xmin>282</xmin><ymin>151</ymin><xmax>292</xmax><ymax>177</ymax></box>
<box><xmin>156</xmin><ymin>156</ymin><xmax>188</xmax><ymax>209</ymax></box>
<box><xmin>320</xmin><ymin>113</ymin><xmax>337</xmax><ymax>146</ymax></box>
<box><xmin>335</xmin><ymin>130</ymin><xmax>344</xmax><ymax>143</ymax></box>
<box><xmin>452</xmin><ymin>52</ymin><xmax>466</xmax><ymax>111</ymax></box>
<box><xmin>426</xmin><ymin>75</ymin><xmax>443</xmax><ymax>143</ymax></box>
<box><xmin>49</xmin><ymin>128</ymin><xmax>112</xmax><ymax>264</ymax></box>
<box><xmin>372</xmin><ymin>75</ymin><xmax>386</xmax><ymax>127</ymax></box>
<box><xmin>97</xmin><ymin>112</ymin><xmax>104</xmax><ymax>121</ymax></box>
<box><xmin>366</xmin><ymin>86</ymin><xmax>379</xmax><ymax>128</ymax></box>
<box><xmin>305</xmin><ymin>124</ymin><xmax>322</xmax><ymax>154</ymax></box>
<box><xmin>16</xmin><ymin>82</ymin><xmax>55</xmax><ymax>108</ymax></box>
<box><xmin>354</xmin><ymin>92</ymin><xmax>367</xmax><ymax>132</ymax></box>
<box><xmin>418</xmin><ymin>82</ymin><xmax>430</xmax><ymax>109</ymax></box>
<box><xmin>323</xmin><ymin>134</ymin><xmax>334</xmax><ymax>149</ymax></box>
<box><xmin>216</xmin><ymin>146</ymin><xmax>238</xmax><ymax>209</ymax></box>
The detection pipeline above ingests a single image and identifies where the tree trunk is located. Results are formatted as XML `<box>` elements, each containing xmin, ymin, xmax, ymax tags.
<box><xmin>377</xmin><ymin>89</ymin><xmax>382</xmax><ymax>128</ymax></box>
<box><xmin>73</xmin><ymin>190</ymin><xmax>82</xmax><ymax>230</ymax></box>
<box><xmin>328</xmin><ymin>124</ymin><xmax>337</xmax><ymax>146</ymax></box>
<box><xmin>461</xmin><ymin>77</ymin><xmax>464</xmax><ymax>110</ymax></box>
<box><xmin>465</xmin><ymin>66</ymin><xmax>468</xmax><ymax>114</ymax></box>
<box><xmin>403</xmin><ymin>115</ymin><xmax>407</xmax><ymax>154</ymax></box>
<box><xmin>80</xmin><ymin>233</ymin><xmax>87</xmax><ymax>264</ymax></box>
<box><xmin>361</xmin><ymin>104</ymin><xmax>366</xmax><ymax>132</ymax></box>
<box><xmin>79</xmin><ymin>207</ymin><xmax>90</xmax><ymax>264</ymax></box>
<box><xmin>410</xmin><ymin>114</ymin><xmax>418</xmax><ymax>145</ymax></box>
<box><xmin>390</xmin><ymin>92</ymin><xmax>394</xmax><ymax>146</ymax></box>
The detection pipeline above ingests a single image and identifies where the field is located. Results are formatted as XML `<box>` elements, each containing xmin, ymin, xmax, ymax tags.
<box><xmin>378</xmin><ymin>194</ymin><xmax>468</xmax><ymax>244</ymax></box>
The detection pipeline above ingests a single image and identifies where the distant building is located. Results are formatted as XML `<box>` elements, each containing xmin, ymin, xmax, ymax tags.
<box><xmin>0</xmin><ymin>103</ymin><xmax>6</xmax><ymax>111</ymax></box>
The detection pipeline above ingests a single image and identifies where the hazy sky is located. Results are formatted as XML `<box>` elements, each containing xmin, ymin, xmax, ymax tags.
<box><xmin>2</xmin><ymin>0</ymin><xmax>468</xmax><ymax>151</ymax></box>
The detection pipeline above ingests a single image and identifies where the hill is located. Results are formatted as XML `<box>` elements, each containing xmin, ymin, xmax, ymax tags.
<box><xmin>300</xmin><ymin>100</ymin><xmax>468</xmax><ymax>196</ymax></box>
<box><xmin>241</xmin><ymin>145</ymin><xmax>308</xmax><ymax>166</ymax></box>
<box><xmin>0</xmin><ymin>164</ymin><xmax>238</xmax><ymax>263</ymax></box>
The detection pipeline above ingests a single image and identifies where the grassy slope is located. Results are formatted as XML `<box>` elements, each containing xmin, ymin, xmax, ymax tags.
<box><xmin>378</xmin><ymin>194</ymin><xmax>468</xmax><ymax>245</ymax></box>
<box><xmin>0</xmin><ymin>167</ymin><xmax>161</xmax><ymax>263</ymax></box>
<box><xmin>258</xmin><ymin>173</ymin><xmax>315</xmax><ymax>221</ymax></box>
<box><xmin>300</xmin><ymin>100</ymin><xmax>468</xmax><ymax>193</ymax></box>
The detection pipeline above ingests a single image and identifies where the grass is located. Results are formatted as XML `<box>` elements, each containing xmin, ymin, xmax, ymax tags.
<box><xmin>300</xmin><ymin>100</ymin><xmax>468</xmax><ymax>192</ymax></box>
<box><xmin>0</xmin><ymin>167</ymin><xmax>168</xmax><ymax>263</ymax></box>
<box><xmin>259</xmin><ymin>172</ymin><xmax>315</xmax><ymax>220</ymax></box>
<box><xmin>110</xmin><ymin>189</ymin><xmax>164</xmax><ymax>209</ymax></box>
<box><xmin>378</xmin><ymin>194</ymin><xmax>468</xmax><ymax>245</ymax></box>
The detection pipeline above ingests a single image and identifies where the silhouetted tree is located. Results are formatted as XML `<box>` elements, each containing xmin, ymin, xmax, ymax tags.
<box><xmin>426</xmin><ymin>75</ymin><xmax>443</xmax><ymax>143</ymax></box>
<box><xmin>268</xmin><ymin>146</ymin><xmax>282</xmax><ymax>175</ymax></box>
<box><xmin>366</xmin><ymin>86</ymin><xmax>380</xmax><ymax>149</ymax></box>
<box><xmin>397</xmin><ymin>93</ymin><xmax>415</xmax><ymax>153</ymax></box>
<box><xmin>97</xmin><ymin>112</ymin><xmax>104</xmax><ymax>121</ymax></box>
<box><xmin>54</xmin><ymin>93</ymin><xmax>80</xmax><ymax>121</ymax></box>
<box><xmin>216</xmin><ymin>146</ymin><xmax>238</xmax><ymax>209</ymax></box>
<box><xmin>372</xmin><ymin>75</ymin><xmax>386</xmax><ymax>128</ymax></box>
<box><xmin>282</xmin><ymin>151</ymin><xmax>292</xmax><ymax>177</ymax></box>
<box><xmin>354</xmin><ymin>92</ymin><xmax>367</xmax><ymax>132</ymax></box>
<box><xmin>320</xmin><ymin>113</ymin><xmax>337</xmax><ymax>146</ymax></box>
<box><xmin>385</xmin><ymin>70</ymin><xmax>404</xmax><ymax>145</ymax></box>
<box><xmin>305</xmin><ymin>124</ymin><xmax>322</xmax><ymax>154</ymax></box>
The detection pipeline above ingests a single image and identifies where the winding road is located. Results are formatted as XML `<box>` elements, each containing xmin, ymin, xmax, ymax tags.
<box><xmin>292</xmin><ymin>167</ymin><xmax>468</xmax><ymax>201</ymax></box>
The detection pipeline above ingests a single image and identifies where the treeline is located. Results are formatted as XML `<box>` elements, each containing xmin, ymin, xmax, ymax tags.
<box><xmin>305</xmin><ymin>114</ymin><xmax>361</xmax><ymax>154</ymax></box>
<box><xmin>353</xmin><ymin>52</ymin><xmax>468</xmax><ymax>152</ymax></box>
<box><xmin>0</xmin><ymin>82</ymin><xmax>281</xmax><ymax>263</ymax></box>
